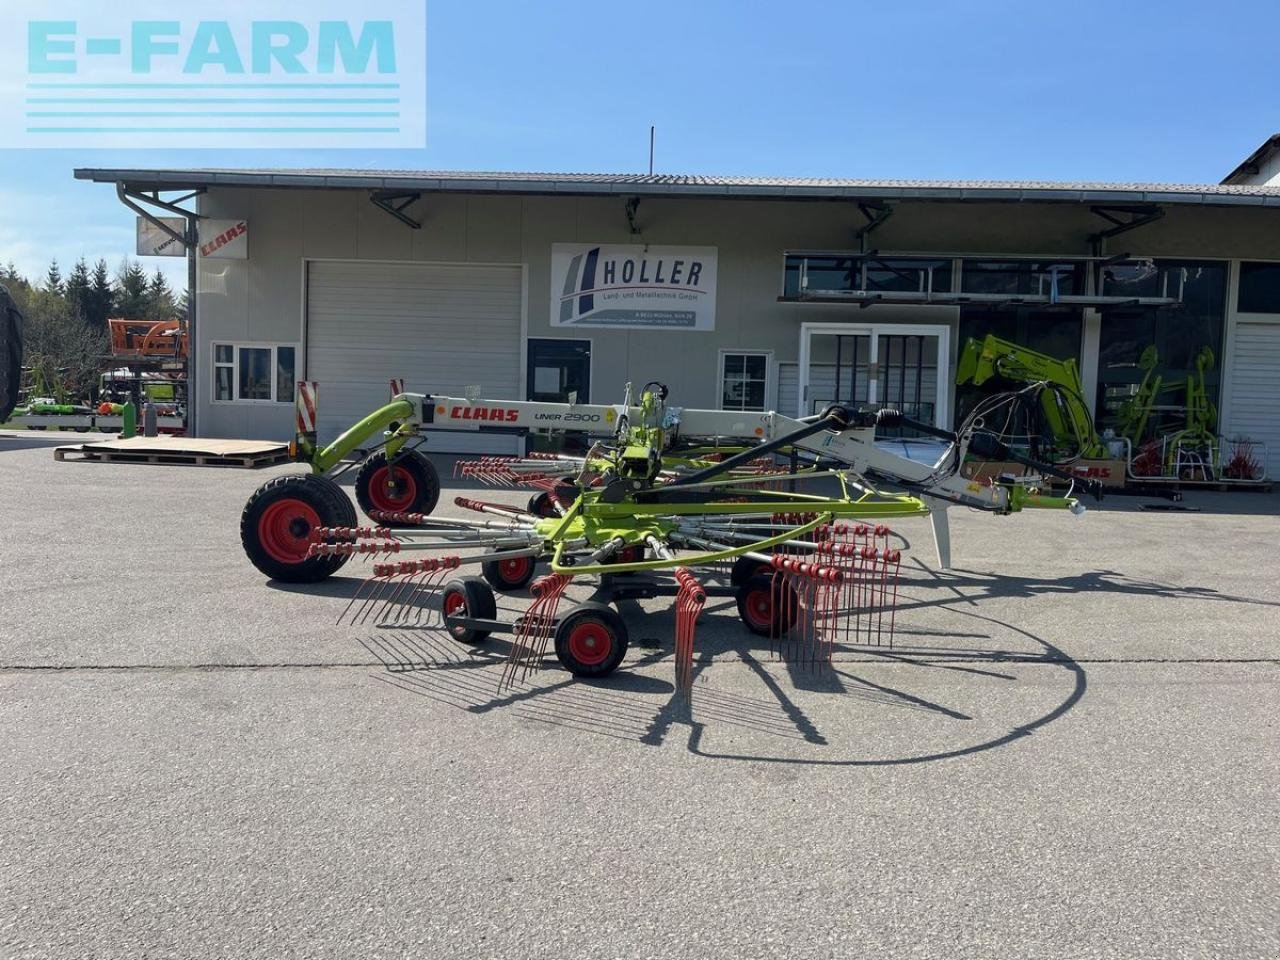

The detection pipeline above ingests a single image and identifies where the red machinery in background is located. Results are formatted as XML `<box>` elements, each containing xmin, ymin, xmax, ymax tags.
<box><xmin>107</xmin><ymin>318</ymin><xmax>187</xmax><ymax>361</ymax></box>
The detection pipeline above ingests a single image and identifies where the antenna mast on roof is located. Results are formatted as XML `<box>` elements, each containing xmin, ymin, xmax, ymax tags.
<box><xmin>649</xmin><ymin>125</ymin><xmax>655</xmax><ymax>175</ymax></box>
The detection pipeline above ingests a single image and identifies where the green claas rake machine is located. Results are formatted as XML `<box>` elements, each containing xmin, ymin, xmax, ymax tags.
<box><xmin>241</xmin><ymin>380</ymin><xmax>1099</xmax><ymax>699</ymax></box>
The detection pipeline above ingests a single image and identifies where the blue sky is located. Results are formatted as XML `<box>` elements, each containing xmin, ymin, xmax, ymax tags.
<box><xmin>2</xmin><ymin>0</ymin><xmax>1278</xmax><ymax>291</ymax></box>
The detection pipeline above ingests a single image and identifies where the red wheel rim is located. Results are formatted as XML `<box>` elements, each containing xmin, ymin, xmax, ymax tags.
<box><xmin>567</xmin><ymin>620</ymin><xmax>612</xmax><ymax>666</ymax></box>
<box><xmin>743</xmin><ymin>589</ymin><xmax>774</xmax><ymax>630</ymax></box>
<box><xmin>498</xmin><ymin>556</ymin><xmax>532</xmax><ymax>584</ymax></box>
<box><xmin>257</xmin><ymin>498</ymin><xmax>322</xmax><ymax>565</ymax></box>
<box><xmin>368</xmin><ymin>464</ymin><xmax>417</xmax><ymax>512</ymax></box>
<box><xmin>443</xmin><ymin>590</ymin><xmax>467</xmax><ymax>637</ymax></box>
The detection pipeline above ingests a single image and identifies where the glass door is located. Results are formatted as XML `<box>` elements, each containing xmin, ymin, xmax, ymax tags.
<box><xmin>526</xmin><ymin>338</ymin><xmax>591</xmax><ymax>453</ymax></box>
<box><xmin>798</xmin><ymin>326</ymin><xmax>873</xmax><ymax>416</ymax></box>
<box><xmin>799</xmin><ymin>323</ymin><xmax>951</xmax><ymax>428</ymax></box>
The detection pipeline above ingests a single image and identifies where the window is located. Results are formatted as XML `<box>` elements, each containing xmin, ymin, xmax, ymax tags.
<box><xmin>1238</xmin><ymin>262</ymin><xmax>1280</xmax><ymax>314</ymax></box>
<box><xmin>721</xmin><ymin>352</ymin><xmax>769</xmax><ymax>411</ymax></box>
<box><xmin>276</xmin><ymin>347</ymin><xmax>296</xmax><ymax>403</ymax></box>
<box><xmin>961</xmin><ymin>259</ymin><xmax>1087</xmax><ymax>297</ymax></box>
<box><xmin>1095</xmin><ymin>260</ymin><xmax>1227</xmax><ymax>440</ymax></box>
<box><xmin>955</xmin><ymin>306</ymin><xmax>1083</xmax><ymax>430</ymax></box>
<box><xmin>214</xmin><ymin>344</ymin><xmax>234</xmax><ymax>401</ymax></box>
<box><xmin>212</xmin><ymin>343</ymin><xmax>297</xmax><ymax>403</ymax></box>
<box><xmin>782</xmin><ymin>254</ymin><xmax>952</xmax><ymax>298</ymax></box>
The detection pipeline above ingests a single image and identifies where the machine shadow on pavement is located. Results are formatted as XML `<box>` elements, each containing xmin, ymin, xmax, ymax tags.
<box><xmin>359</xmin><ymin>577</ymin><xmax>1092</xmax><ymax>768</ymax></box>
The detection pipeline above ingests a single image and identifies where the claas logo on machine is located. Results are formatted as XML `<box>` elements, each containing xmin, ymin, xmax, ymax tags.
<box><xmin>450</xmin><ymin>406</ymin><xmax>520</xmax><ymax>422</ymax></box>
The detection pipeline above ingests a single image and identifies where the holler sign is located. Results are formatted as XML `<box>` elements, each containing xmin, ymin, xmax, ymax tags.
<box><xmin>551</xmin><ymin>243</ymin><xmax>718</xmax><ymax>330</ymax></box>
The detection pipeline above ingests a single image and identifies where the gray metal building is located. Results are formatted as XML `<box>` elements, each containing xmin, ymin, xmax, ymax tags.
<box><xmin>76</xmin><ymin>166</ymin><xmax>1280</xmax><ymax>475</ymax></box>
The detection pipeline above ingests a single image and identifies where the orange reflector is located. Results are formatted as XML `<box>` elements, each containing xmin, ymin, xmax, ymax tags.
<box><xmin>288</xmin><ymin>439</ymin><xmax>298</xmax><ymax>458</ymax></box>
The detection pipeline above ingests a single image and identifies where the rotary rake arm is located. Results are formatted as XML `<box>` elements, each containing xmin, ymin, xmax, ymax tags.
<box><xmin>295</xmin><ymin>386</ymin><xmax>1093</xmax><ymax>529</ymax></box>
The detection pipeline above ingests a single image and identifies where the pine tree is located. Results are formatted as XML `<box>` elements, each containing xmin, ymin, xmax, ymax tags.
<box><xmin>85</xmin><ymin>259</ymin><xmax>116</xmax><ymax>330</ymax></box>
<box><xmin>0</xmin><ymin>263</ymin><xmax>32</xmax><ymax>313</ymax></box>
<box><xmin>115</xmin><ymin>258</ymin><xmax>150</xmax><ymax>318</ymax></box>
<box><xmin>65</xmin><ymin>258</ymin><xmax>91</xmax><ymax>320</ymax></box>
<box><xmin>44</xmin><ymin>259</ymin><xmax>64</xmax><ymax>295</ymax></box>
<box><xmin>145</xmin><ymin>269</ymin><xmax>178</xmax><ymax>320</ymax></box>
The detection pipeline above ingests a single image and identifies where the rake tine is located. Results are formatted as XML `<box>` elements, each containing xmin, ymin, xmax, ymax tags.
<box><xmin>373</xmin><ymin>562</ymin><xmax>421</xmax><ymax>623</ymax></box>
<box><xmin>356</xmin><ymin>570</ymin><xmax>400</xmax><ymax>626</ymax></box>
<box><xmin>398</xmin><ymin>567</ymin><xmax>438</xmax><ymax>625</ymax></box>
<box><xmin>501</xmin><ymin>573</ymin><xmax>571</xmax><ymax>690</ymax></box>
<box><xmin>883</xmin><ymin>549</ymin><xmax>902</xmax><ymax>646</ymax></box>
<box><xmin>672</xmin><ymin>567</ymin><xmax>706</xmax><ymax>704</ymax></box>
<box><xmin>343</xmin><ymin>564</ymin><xmax>393</xmax><ymax>626</ymax></box>
<box><xmin>337</xmin><ymin>567</ymin><xmax>381</xmax><ymax>625</ymax></box>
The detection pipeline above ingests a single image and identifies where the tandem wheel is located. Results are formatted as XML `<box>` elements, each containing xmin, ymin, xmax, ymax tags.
<box><xmin>240</xmin><ymin>473</ymin><xmax>357</xmax><ymax>583</ymax></box>
<box><xmin>729</xmin><ymin>555</ymin><xmax>775</xmax><ymax>586</ymax></box>
<box><xmin>553</xmin><ymin>602</ymin><xmax>629</xmax><ymax>678</ymax></box>
<box><xmin>735</xmin><ymin>574</ymin><xmax>799</xmax><ymax>637</ymax></box>
<box><xmin>355</xmin><ymin>449</ymin><xmax>440</xmax><ymax>519</ymax></box>
<box><xmin>441</xmin><ymin>576</ymin><xmax>497</xmax><ymax>644</ymax></box>
<box><xmin>481</xmin><ymin>553</ymin><xmax>539</xmax><ymax>592</ymax></box>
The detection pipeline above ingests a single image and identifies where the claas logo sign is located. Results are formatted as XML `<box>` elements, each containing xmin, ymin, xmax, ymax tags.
<box><xmin>198</xmin><ymin>220</ymin><xmax>249</xmax><ymax>260</ymax></box>
<box><xmin>450</xmin><ymin>406</ymin><xmax>519</xmax><ymax>423</ymax></box>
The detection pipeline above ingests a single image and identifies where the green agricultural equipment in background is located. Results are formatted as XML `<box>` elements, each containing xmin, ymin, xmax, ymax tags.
<box><xmin>955</xmin><ymin>333</ymin><xmax>1106</xmax><ymax>461</ymax></box>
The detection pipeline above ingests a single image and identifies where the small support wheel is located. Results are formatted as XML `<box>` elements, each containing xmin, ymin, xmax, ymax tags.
<box><xmin>355</xmin><ymin>449</ymin><xmax>440</xmax><ymax>519</ymax></box>
<box><xmin>240</xmin><ymin>473</ymin><xmax>357</xmax><ymax>582</ymax></box>
<box><xmin>554</xmin><ymin>602</ymin><xmax>629</xmax><ymax>678</ymax></box>
<box><xmin>481</xmin><ymin>553</ymin><xmax>538</xmax><ymax>592</ymax></box>
<box><xmin>440</xmin><ymin>576</ymin><xmax>497</xmax><ymax>644</ymax></box>
<box><xmin>736</xmin><ymin>573</ymin><xmax>798</xmax><ymax>637</ymax></box>
<box><xmin>730</xmin><ymin>555</ymin><xmax>774</xmax><ymax>586</ymax></box>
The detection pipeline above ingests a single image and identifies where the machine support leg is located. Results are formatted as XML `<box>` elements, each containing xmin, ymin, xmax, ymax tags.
<box><xmin>925</xmin><ymin>496</ymin><xmax>952</xmax><ymax>570</ymax></box>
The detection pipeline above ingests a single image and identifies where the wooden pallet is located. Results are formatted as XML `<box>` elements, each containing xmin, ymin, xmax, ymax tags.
<box><xmin>55</xmin><ymin>436</ymin><xmax>290</xmax><ymax>469</ymax></box>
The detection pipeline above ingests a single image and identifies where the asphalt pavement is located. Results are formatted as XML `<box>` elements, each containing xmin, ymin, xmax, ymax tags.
<box><xmin>1</xmin><ymin>434</ymin><xmax>1277</xmax><ymax>959</ymax></box>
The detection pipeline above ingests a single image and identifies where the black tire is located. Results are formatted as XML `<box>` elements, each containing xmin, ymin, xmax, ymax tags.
<box><xmin>355</xmin><ymin>449</ymin><xmax>440</xmax><ymax>519</ymax></box>
<box><xmin>441</xmin><ymin>576</ymin><xmax>497</xmax><ymax>644</ymax></box>
<box><xmin>527</xmin><ymin>491</ymin><xmax>560</xmax><ymax>518</ymax></box>
<box><xmin>481</xmin><ymin>552</ymin><xmax>538</xmax><ymax>592</ymax></box>
<box><xmin>240</xmin><ymin>473</ymin><xmax>356</xmax><ymax>583</ymax></box>
<box><xmin>730</xmin><ymin>555</ymin><xmax>774</xmax><ymax>586</ymax></box>
<box><xmin>736</xmin><ymin>573</ymin><xmax>799</xmax><ymax>638</ymax></box>
<box><xmin>554</xmin><ymin>602</ymin><xmax>629</xmax><ymax>678</ymax></box>
<box><xmin>601</xmin><ymin>545</ymin><xmax>645</xmax><ymax>565</ymax></box>
<box><xmin>527</xmin><ymin>484</ymin><xmax>577</xmax><ymax>519</ymax></box>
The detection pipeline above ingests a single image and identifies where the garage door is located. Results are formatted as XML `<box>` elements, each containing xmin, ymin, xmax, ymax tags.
<box><xmin>307</xmin><ymin>261</ymin><xmax>523</xmax><ymax>454</ymax></box>
<box><xmin>1227</xmin><ymin>321</ymin><xmax>1280</xmax><ymax>479</ymax></box>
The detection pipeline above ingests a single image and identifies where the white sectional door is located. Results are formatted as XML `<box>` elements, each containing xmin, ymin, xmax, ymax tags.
<box><xmin>306</xmin><ymin>261</ymin><xmax>523</xmax><ymax>454</ymax></box>
<box><xmin>1227</xmin><ymin>320</ymin><xmax>1280</xmax><ymax>479</ymax></box>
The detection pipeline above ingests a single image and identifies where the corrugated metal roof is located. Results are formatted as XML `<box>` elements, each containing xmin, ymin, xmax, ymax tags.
<box><xmin>73</xmin><ymin>167</ymin><xmax>1280</xmax><ymax>207</ymax></box>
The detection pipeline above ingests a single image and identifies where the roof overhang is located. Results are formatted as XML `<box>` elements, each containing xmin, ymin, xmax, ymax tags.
<box><xmin>72</xmin><ymin>168</ymin><xmax>1280</xmax><ymax>209</ymax></box>
<box><xmin>1221</xmin><ymin>134</ymin><xmax>1280</xmax><ymax>185</ymax></box>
